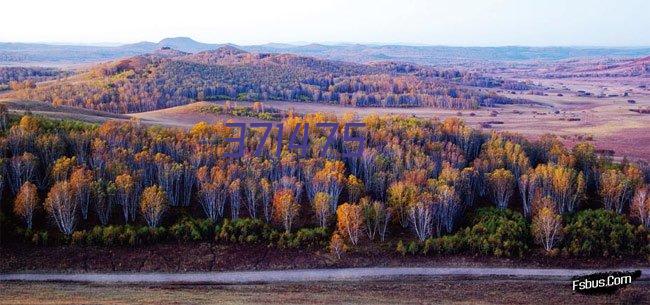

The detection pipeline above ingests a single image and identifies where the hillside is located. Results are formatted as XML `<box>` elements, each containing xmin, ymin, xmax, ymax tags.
<box><xmin>0</xmin><ymin>99</ymin><xmax>128</xmax><ymax>124</ymax></box>
<box><xmin>7</xmin><ymin>47</ymin><xmax>526</xmax><ymax>113</ymax></box>
<box><xmin>534</xmin><ymin>56</ymin><xmax>650</xmax><ymax>78</ymax></box>
<box><xmin>127</xmin><ymin>101</ymin><xmax>277</xmax><ymax>128</ymax></box>
<box><xmin>0</xmin><ymin>99</ymin><xmax>234</xmax><ymax>128</ymax></box>
<box><xmin>0</xmin><ymin>67</ymin><xmax>70</xmax><ymax>91</ymax></box>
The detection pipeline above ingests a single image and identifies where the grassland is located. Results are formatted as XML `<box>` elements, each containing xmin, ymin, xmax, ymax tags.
<box><xmin>0</xmin><ymin>277</ymin><xmax>647</xmax><ymax>305</ymax></box>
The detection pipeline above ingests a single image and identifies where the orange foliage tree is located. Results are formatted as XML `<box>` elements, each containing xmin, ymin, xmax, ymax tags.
<box><xmin>336</xmin><ymin>203</ymin><xmax>364</xmax><ymax>245</ymax></box>
<box><xmin>272</xmin><ymin>189</ymin><xmax>300</xmax><ymax>233</ymax></box>
<box><xmin>13</xmin><ymin>181</ymin><xmax>38</xmax><ymax>229</ymax></box>
<box><xmin>329</xmin><ymin>232</ymin><xmax>347</xmax><ymax>259</ymax></box>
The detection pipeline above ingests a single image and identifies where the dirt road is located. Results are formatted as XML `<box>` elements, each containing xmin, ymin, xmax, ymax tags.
<box><xmin>1</xmin><ymin>267</ymin><xmax>648</xmax><ymax>283</ymax></box>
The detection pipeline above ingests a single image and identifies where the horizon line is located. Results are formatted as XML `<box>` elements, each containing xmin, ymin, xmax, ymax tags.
<box><xmin>2</xmin><ymin>38</ymin><xmax>650</xmax><ymax>49</ymax></box>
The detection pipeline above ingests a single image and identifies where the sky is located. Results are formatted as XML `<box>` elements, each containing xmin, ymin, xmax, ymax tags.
<box><xmin>2</xmin><ymin>0</ymin><xmax>649</xmax><ymax>47</ymax></box>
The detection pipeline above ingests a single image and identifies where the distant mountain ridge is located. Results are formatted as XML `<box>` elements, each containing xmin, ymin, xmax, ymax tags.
<box><xmin>122</xmin><ymin>37</ymin><xmax>230</xmax><ymax>53</ymax></box>
<box><xmin>2</xmin><ymin>37</ymin><xmax>650</xmax><ymax>66</ymax></box>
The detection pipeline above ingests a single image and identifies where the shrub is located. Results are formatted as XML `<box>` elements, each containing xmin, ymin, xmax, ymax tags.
<box><xmin>396</xmin><ymin>240</ymin><xmax>407</xmax><ymax>256</ymax></box>
<box><xmin>84</xmin><ymin>226</ymin><xmax>104</xmax><ymax>245</ymax></box>
<box><xmin>33</xmin><ymin>231</ymin><xmax>49</xmax><ymax>246</ymax></box>
<box><xmin>400</xmin><ymin>208</ymin><xmax>529</xmax><ymax>257</ymax></box>
<box><xmin>634</xmin><ymin>226</ymin><xmax>650</xmax><ymax>256</ymax></box>
<box><xmin>215</xmin><ymin>218</ymin><xmax>329</xmax><ymax>249</ymax></box>
<box><xmin>13</xmin><ymin>227</ymin><xmax>50</xmax><ymax>245</ymax></box>
<box><xmin>136</xmin><ymin>226</ymin><xmax>167</xmax><ymax>244</ymax></box>
<box><xmin>406</xmin><ymin>240</ymin><xmax>419</xmax><ymax>255</ymax></box>
<box><xmin>170</xmin><ymin>218</ymin><xmax>215</xmax><ymax>242</ymax></box>
<box><xmin>6</xmin><ymin>216</ymin><xmax>330</xmax><ymax>250</ymax></box>
<box><xmin>563</xmin><ymin>209</ymin><xmax>638</xmax><ymax>257</ymax></box>
<box><xmin>278</xmin><ymin>227</ymin><xmax>329</xmax><ymax>249</ymax></box>
<box><xmin>216</xmin><ymin>218</ymin><xmax>275</xmax><ymax>244</ymax></box>
<box><xmin>80</xmin><ymin>225</ymin><xmax>167</xmax><ymax>246</ymax></box>
<box><xmin>462</xmin><ymin>207</ymin><xmax>530</xmax><ymax>257</ymax></box>
<box><xmin>71</xmin><ymin>231</ymin><xmax>86</xmax><ymax>245</ymax></box>
<box><xmin>422</xmin><ymin>234</ymin><xmax>465</xmax><ymax>255</ymax></box>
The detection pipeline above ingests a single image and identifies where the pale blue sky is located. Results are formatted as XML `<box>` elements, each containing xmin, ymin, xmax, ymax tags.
<box><xmin>2</xmin><ymin>0</ymin><xmax>648</xmax><ymax>46</ymax></box>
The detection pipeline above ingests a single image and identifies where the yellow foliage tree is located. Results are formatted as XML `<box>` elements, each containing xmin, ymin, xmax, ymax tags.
<box><xmin>336</xmin><ymin>203</ymin><xmax>364</xmax><ymax>245</ymax></box>
<box><xmin>387</xmin><ymin>181</ymin><xmax>417</xmax><ymax>227</ymax></box>
<box><xmin>140</xmin><ymin>185</ymin><xmax>168</xmax><ymax>228</ymax></box>
<box><xmin>346</xmin><ymin>174</ymin><xmax>364</xmax><ymax>203</ymax></box>
<box><xmin>312</xmin><ymin>192</ymin><xmax>332</xmax><ymax>228</ymax></box>
<box><xmin>487</xmin><ymin>168</ymin><xmax>515</xmax><ymax>209</ymax></box>
<box><xmin>115</xmin><ymin>173</ymin><xmax>136</xmax><ymax>223</ymax></box>
<box><xmin>531</xmin><ymin>198</ymin><xmax>562</xmax><ymax>252</ymax></box>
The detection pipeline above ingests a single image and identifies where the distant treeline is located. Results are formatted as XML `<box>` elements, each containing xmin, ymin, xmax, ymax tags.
<box><xmin>0</xmin><ymin>67</ymin><xmax>69</xmax><ymax>91</ymax></box>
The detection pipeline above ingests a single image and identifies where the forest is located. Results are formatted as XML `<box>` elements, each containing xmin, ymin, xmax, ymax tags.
<box><xmin>0</xmin><ymin>67</ymin><xmax>68</xmax><ymax>92</ymax></box>
<box><xmin>0</xmin><ymin>105</ymin><xmax>648</xmax><ymax>259</ymax></box>
<box><xmin>7</xmin><ymin>47</ymin><xmax>529</xmax><ymax>113</ymax></box>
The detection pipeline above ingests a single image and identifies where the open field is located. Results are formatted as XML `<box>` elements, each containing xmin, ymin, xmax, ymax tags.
<box><xmin>0</xmin><ymin>100</ymin><xmax>263</xmax><ymax>128</ymax></box>
<box><xmin>127</xmin><ymin>101</ymin><xmax>268</xmax><ymax>127</ymax></box>
<box><xmin>0</xmin><ymin>277</ymin><xmax>647</xmax><ymax>305</ymax></box>
<box><xmin>0</xmin><ymin>99</ymin><xmax>129</xmax><ymax>124</ymax></box>
<box><xmin>496</xmin><ymin>78</ymin><xmax>650</xmax><ymax>161</ymax></box>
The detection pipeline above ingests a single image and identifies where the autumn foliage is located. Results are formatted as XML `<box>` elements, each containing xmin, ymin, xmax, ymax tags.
<box><xmin>272</xmin><ymin>188</ymin><xmax>299</xmax><ymax>233</ymax></box>
<box><xmin>336</xmin><ymin>203</ymin><xmax>364</xmax><ymax>245</ymax></box>
<box><xmin>140</xmin><ymin>185</ymin><xmax>168</xmax><ymax>228</ymax></box>
<box><xmin>0</xmin><ymin>111</ymin><xmax>647</xmax><ymax>260</ymax></box>
<box><xmin>13</xmin><ymin>182</ymin><xmax>38</xmax><ymax>229</ymax></box>
<box><xmin>8</xmin><ymin>49</ymin><xmax>524</xmax><ymax>113</ymax></box>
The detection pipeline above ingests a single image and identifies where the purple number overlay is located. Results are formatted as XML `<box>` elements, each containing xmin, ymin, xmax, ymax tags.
<box><xmin>224</xmin><ymin>122</ymin><xmax>246</xmax><ymax>158</ymax></box>
<box><xmin>224</xmin><ymin>122</ymin><xmax>366</xmax><ymax>159</ymax></box>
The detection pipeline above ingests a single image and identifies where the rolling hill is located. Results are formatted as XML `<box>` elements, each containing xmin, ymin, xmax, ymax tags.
<box><xmin>536</xmin><ymin>56</ymin><xmax>650</xmax><ymax>78</ymax></box>
<box><xmin>7</xmin><ymin>46</ymin><xmax>525</xmax><ymax>113</ymax></box>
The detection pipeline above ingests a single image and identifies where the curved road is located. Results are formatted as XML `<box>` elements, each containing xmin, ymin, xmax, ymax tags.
<box><xmin>1</xmin><ymin>267</ymin><xmax>648</xmax><ymax>283</ymax></box>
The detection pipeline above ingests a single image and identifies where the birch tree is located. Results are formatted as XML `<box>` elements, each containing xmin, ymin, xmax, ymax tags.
<box><xmin>336</xmin><ymin>203</ymin><xmax>364</xmax><ymax>245</ymax></box>
<box><xmin>14</xmin><ymin>181</ymin><xmax>38</xmax><ymax>229</ymax></box>
<box><xmin>140</xmin><ymin>185</ymin><xmax>168</xmax><ymax>228</ymax></box>
<box><xmin>44</xmin><ymin>181</ymin><xmax>76</xmax><ymax>235</ymax></box>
